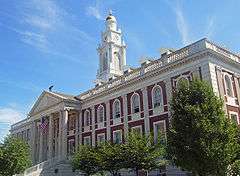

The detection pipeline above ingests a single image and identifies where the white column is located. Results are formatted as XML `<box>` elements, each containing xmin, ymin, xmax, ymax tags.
<box><xmin>61</xmin><ymin>109</ymin><xmax>68</xmax><ymax>159</ymax></box>
<box><xmin>39</xmin><ymin>119</ymin><xmax>43</xmax><ymax>162</ymax></box>
<box><xmin>106</xmin><ymin>101</ymin><xmax>111</xmax><ymax>140</ymax></box>
<box><xmin>92</xmin><ymin>106</ymin><xmax>96</xmax><ymax>146</ymax></box>
<box><xmin>58</xmin><ymin>112</ymin><xmax>63</xmax><ymax>160</ymax></box>
<box><xmin>123</xmin><ymin>94</ymin><xmax>128</xmax><ymax>139</ymax></box>
<box><xmin>142</xmin><ymin>87</ymin><xmax>150</xmax><ymax>135</ymax></box>
<box><xmin>78</xmin><ymin>111</ymin><xmax>82</xmax><ymax>145</ymax></box>
<box><xmin>48</xmin><ymin>114</ymin><xmax>54</xmax><ymax>159</ymax></box>
<box><xmin>75</xmin><ymin>111</ymin><xmax>79</xmax><ymax>150</ymax></box>
<box><xmin>30</xmin><ymin>121</ymin><xmax>37</xmax><ymax>164</ymax></box>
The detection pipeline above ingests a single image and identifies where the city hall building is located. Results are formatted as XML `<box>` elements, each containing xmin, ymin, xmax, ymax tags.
<box><xmin>11</xmin><ymin>13</ymin><xmax>240</xmax><ymax>176</ymax></box>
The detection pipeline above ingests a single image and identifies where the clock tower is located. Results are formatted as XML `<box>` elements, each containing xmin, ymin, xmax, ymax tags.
<box><xmin>96</xmin><ymin>11</ymin><xmax>126</xmax><ymax>84</ymax></box>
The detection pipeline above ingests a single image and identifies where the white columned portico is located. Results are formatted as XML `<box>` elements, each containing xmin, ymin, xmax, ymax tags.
<box><xmin>142</xmin><ymin>87</ymin><xmax>150</xmax><ymax>134</ymax></box>
<box><xmin>106</xmin><ymin>101</ymin><xmax>111</xmax><ymax>140</ymax></box>
<box><xmin>48</xmin><ymin>113</ymin><xmax>54</xmax><ymax>159</ymax></box>
<box><xmin>123</xmin><ymin>94</ymin><xmax>128</xmax><ymax>139</ymax></box>
<box><xmin>61</xmin><ymin>109</ymin><xmax>68</xmax><ymax>159</ymax></box>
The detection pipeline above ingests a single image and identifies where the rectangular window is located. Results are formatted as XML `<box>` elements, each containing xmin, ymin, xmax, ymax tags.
<box><xmin>97</xmin><ymin>134</ymin><xmax>105</xmax><ymax>144</ymax></box>
<box><xmin>113</xmin><ymin>130</ymin><xmax>122</xmax><ymax>144</ymax></box>
<box><xmin>154</xmin><ymin>121</ymin><xmax>166</xmax><ymax>144</ymax></box>
<box><xmin>230</xmin><ymin>112</ymin><xmax>239</xmax><ymax>124</ymax></box>
<box><xmin>83</xmin><ymin>136</ymin><xmax>91</xmax><ymax>145</ymax></box>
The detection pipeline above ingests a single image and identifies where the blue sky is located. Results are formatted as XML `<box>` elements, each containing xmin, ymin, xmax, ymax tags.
<box><xmin>0</xmin><ymin>0</ymin><xmax>240</xmax><ymax>141</ymax></box>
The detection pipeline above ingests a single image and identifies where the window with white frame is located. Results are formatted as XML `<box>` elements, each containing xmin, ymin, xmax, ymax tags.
<box><xmin>229</xmin><ymin>112</ymin><xmax>239</xmax><ymax>125</ymax></box>
<box><xmin>97</xmin><ymin>133</ymin><xmax>105</xmax><ymax>144</ymax></box>
<box><xmin>153</xmin><ymin>121</ymin><xmax>166</xmax><ymax>143</ymax></box>
<box><xmin>113</xmin><ymin>99</ymin><xmax>121</xmax><ymax>119</ymax></box>
<box><xmin>98</xmin><ymin>105</ymin><xmax>104</xmax><ymax>123</ymax></box>
<box><xmin>225</xmin><ymin>74</ymin><xmax>233</xmax><ymax>97</ymax></box>
<box><xmin>152</xmin><ymin>86</ymin><xmax>163</xmax><ymax>108</ymax></box>
<box><xmin>84</xmin><ymin>110</ymin><xmax>90</xmax><ymax>127</ymax></box>
<box><xmin>113</xmin><ymin>130</ymin><xmax>122</xmax><ymax>144</ymax></box>
<box><xmin>83</xmin><ymin>136</ymin><xmax>91</xmax><ymax>145</ymax></box>
<box><xmin>132</xmin><ymin>93</ymin><xmax>140</xmax><ymax>113</ymax></box>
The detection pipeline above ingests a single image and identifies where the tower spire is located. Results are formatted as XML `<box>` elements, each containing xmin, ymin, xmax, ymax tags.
<box><xmin>96</xmin><ymin>13</ymin><xmax>126</xmax><ymax>84</ymax></box>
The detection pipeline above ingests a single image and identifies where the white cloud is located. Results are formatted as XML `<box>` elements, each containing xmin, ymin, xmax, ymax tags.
<box><xmin>205</xmin><ymin>16</ymin><xmax>216</xmax><ymax>39</ymax></box>
<box><xmin>0</xmin><ymin>106</ymin><xmax>26</xmax><ymax>142</ymax></box>
<box><xmin>0</xmin><ymin>107</ymin><xmax>24</xmax><ymax>124</ymax></box>
<box><xmin>173</xmin><ymin>3</ymin><xmax>191</xmax><ymax>45</ymax></box>
<box><xmin>86</xmin><ymin>0</ymin><xmax>104</xmax><ymax>20</ymax></box>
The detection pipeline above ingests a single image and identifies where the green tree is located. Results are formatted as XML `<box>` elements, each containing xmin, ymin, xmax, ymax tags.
<box><xmin>72</xmin><ymin>145</ymin><xmax>101</xmax><ymax>176</ymax></box>
<box><xmin>97</xmin><ymin>142</ymin><xmax>125</xmax><ymax>176</ymax></box>
<box><xmin>167</xmin><ymin>79</ymin><xmax>240</xmax><ymax>176</ymax></box>
<box><xmin>0</xmin><ymin>136</ymin><xmax>31</xmax><ymax>176</ymax></box>
<box><xmin>123</xmin><ymin>132</ymin><xmax>166</xmax><ymax>176</ymax></box>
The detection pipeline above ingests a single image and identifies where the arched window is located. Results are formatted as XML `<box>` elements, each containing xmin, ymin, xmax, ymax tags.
<box><xmin>98</xmin><ymin>105</ymin><xmax>104</xmax><ymax>123</ymax></box>
<box><xmin>152</xmin><ymin>86</ymin><xmax>163</xmax><ymax>108</ymax></box>
<box><xmin>132</xmin><ymin>93</ymin><xmax>140</xmax><ymax>113</ymax></box>
<box><xmin>84</xmin><ymin>110</ymin><xmax>90</xmax><ymax>126</ymax></box>
<box><xmin>113</xmin><ymin>99</ymin><xmax>121</xmax><ymax>119</ymax></box>
<box><xmin>225</xmin><ymin>75</ymin><xmax>233</xmax><ymax>97</ymax></box>
<box><xmin>176</xmin><ymin>77</ymin><xmax>189</xmax><ymax>88</ymax></box>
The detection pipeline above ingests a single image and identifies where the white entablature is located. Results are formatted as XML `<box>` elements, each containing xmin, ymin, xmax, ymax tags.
<box><xmin>96</xmin><ymin>11</ymin><xmax>126</xmax><ymax>84</ymax></box>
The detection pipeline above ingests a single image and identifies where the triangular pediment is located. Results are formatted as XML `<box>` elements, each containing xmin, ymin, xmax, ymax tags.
<box><xmin>29</xmin><ymin>91</ymin><xmax>63</xmax><ymax>116</ymax></box>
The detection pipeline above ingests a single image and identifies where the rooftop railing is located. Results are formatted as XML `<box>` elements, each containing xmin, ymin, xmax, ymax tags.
<box><xmin>78</xmin><ymin>39</ymin><xmax>240</xmax><ymax>100</ymax></box>
<box><xmin>11</xmin><ymin>118</ymin><xmax>31</xmax><ymax>130</ymax></box>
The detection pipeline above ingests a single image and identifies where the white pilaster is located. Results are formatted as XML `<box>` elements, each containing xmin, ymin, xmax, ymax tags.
<box><xmin>142</xmin><ymin>87</ymin><xmax>150</xmax><ymax>135</ymax></box>
<box><xmin>91</xmin><ymin>106</ymin><xmax>96</xmax><ymax>146</ymax></box>
<box><xmin>106</xmin><ymin>101</ymin><xmax>111</xmax><ymax>140</ymax></box>
<box><xmin>123</xmin><ymin>94</ymin><xmax>128</xmax><ymax>139</ymax></box>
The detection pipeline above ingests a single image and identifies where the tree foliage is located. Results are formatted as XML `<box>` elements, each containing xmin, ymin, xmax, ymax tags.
<box><xmin>0</xmin><ymin>136</ymin><xmax>31</xmax><ymax>176</ymax></box>
<box><xmin>167</xmin><ymin>79</ymin><xmax>240</xmax><ymax>176</ymax></box>
<box><xmin>72</xmin><ymin>145</ymin><xmax>101</xmax><ymax>176</ymax></box>
<box><xmin>97</xmin><ymin>142</ymin><xmax>125</xmax><ymax>176</ymax></box>
<box><xmin>72</xmin><ymin>132</ymin><xmax>166</xmax><ymax>176</ymax></box>
<box><xmin>123</xmin><ymin>132</ymin><xmax>167</xmax><ymax>176</ymax></box>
